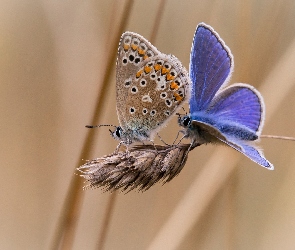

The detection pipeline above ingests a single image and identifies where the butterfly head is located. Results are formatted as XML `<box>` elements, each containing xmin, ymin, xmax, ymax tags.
<box><xmin>177</xmin><ymin>113</ymin><xmax>197</xmax><ymax>141</ymax></box>
<box><xmin>110</xmin><ymin>126</ymin><xmax>124</xmax><ymax>141</ymax></box>
<box><xmin>110</xmin><ymin>126</ymin><xmax>147</xmax><ymax>145</ymax></box>
<box><xmin>178</xmin><ymin>115</ymin><xmax>191</xmax><ymax>128</ymax></box>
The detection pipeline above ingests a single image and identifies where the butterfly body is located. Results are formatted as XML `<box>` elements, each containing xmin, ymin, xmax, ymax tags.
<box><xmin>113</xmin><ymin>32</ymin><xmax>190</xmax><ymax>145</ymax></box>
<box><xmin>178</xmin><ymin>23</ymin><xmax>273</xmax><ymax>169</ymax></box>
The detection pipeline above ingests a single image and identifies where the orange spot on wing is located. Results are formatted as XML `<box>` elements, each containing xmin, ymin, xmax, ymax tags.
<box><xmin>144</xmin><ymin>66</ymin><xmax>152</xmax><ymax>74</ymax></box>
<box><xmin>138</xmin><ymin>48</ymin><xmax>145</xmax><ymax>55</ymax></box>
<box><xmin>136</xmin><ymin>70</ymin><xmax>143</xmax><ymax>78</ymax></box>
<box><xmin>154</xmin><ymin>64</ymin><xmax>162</xmax><ymax>71</ymax></box>
<box><xmin>170</xmin><ymin>82</ymin><xmax>179</xmax><ymax>90</ymax></box>
<box><xmin>131</xmin><ymin>44</ymin><xmax>138</xmax><ymax>51</ymax></box>
<box><xmin>143</xmin><ymin>55</ymin><xmax>149</xmax><ymax>60</ymax></box>
<box><xmin>161</xmin><ymin>67</ymin><xmax>169</xmax><ymax>75</ymax></box>
<box><xmin>173</xmin><ymin>92</ymin><xmax>183</xmax><ymax>102</ymax></box>
<box><xmin>123</xmin><ymin>44</ymin><xmax>130</xmax><ymax>51</ymax></box>
<box><xmin>166</xmin><ymin>73</ymin><xmax>175</xmax><ymax>81</ymax></box>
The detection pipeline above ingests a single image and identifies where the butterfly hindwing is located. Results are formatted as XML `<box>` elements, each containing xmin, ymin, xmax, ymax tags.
<box><xmin>123</xmin><ymin>55</ymin><xmax>190</xmax><ymax>137</ymax></box>
<box><xmin>191</xmin><ymin>120</ymin><xmax>273</xmax><ymax>169</ymax></box>
<box><xmin>205</xmin><ymin>84</ymin><xmax>265</xmax><ymax>139</ymax></box>
<box><xmin>115</xmin><ymin>32</ymin><xmax>190</xmax><ymax>143</ymax></box>
<box><xmin>221</xmin><ymin>138</ymin><xmax>274</xmax><ymax>169</ymax></box>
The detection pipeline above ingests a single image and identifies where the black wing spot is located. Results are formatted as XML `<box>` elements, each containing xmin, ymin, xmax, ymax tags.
<box><xmin>129</xmin><ymin>54</ymin><xmax>135</xmax><ymax>62</ymax></box>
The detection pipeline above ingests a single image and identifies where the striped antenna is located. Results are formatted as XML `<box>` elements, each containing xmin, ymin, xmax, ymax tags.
<box><xmin>85</xmin><ymin>124</ymin><xmax>117</xmax><ymax>128</ymax></box>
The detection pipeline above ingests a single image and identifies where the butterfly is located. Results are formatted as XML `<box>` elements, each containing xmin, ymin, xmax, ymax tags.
<box><xmin>178</xmin><ymin>23</ymin><xmax>274</xmax><ymax>169</ymax></box>
<box><xmin>111</xmin><ymin>32</ymin><xmax>191</xmax><ymax>145</ymax></box>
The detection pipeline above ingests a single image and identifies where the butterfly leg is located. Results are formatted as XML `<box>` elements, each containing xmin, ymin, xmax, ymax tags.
<box><xmin>113</xmin><ymin>141</ymin><xmax>127</xmax><ymax>155</ymax></box>
<box><xmin>156</xmin><ymin>133</ymin><xmax>169</xmax><ymax>146</ymax></box>
<box><xmin>176</xmin><ymin>133</ymin><xmax>187</xmax><ymax>145</ymax></box>
<box><xmin>149</xmin><ymin>140</ymin><xmax>159</xmax><ymax>153</ymax></box>
<box><xmin>172</xmin><ymin>130</ymin><xmax>186</xmax><ymax>145</ymax></box>
<box><xmin>178</xmin><ymin>139</ymin><xmax>202</xmax><ymax>167</ymax></box>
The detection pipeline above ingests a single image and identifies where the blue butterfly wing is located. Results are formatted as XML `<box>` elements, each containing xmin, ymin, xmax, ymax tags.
<box><xmin>205</xmin><ymin>84</ymin><xmax>264</xmax><ymax>140</ymax></box>
<box><xmin>189</xmin><ymin>23</ymin><xmax>233</xmax><ymax>112</ymax></box>
<box><xmin>222</xmin><ymin>138</ymin><xmax>274</xmax><ymax>169</ymax></box>
<box><xmin>188</xmin><ymin>23</ymin><xmax>272</xmax><ymax>169</ymax></box>
<box><xmin>190</xmin><ymin>120</ymin><xmax>273</xmax><ymax>169</ymax></box>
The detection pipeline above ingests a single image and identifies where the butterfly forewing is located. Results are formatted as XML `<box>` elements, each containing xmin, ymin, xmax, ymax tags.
<box><xmin>189</xmin><ymin>23</ymin><xmax>233</xmax><ymax>112</ymax></box>
<box><xmin>116</xmin><ymin>32</ymin><xmax>160</xmax><ymax>128</ymax></box>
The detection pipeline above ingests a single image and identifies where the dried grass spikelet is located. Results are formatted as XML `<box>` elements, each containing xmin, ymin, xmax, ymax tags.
<box><xmin>77</xmin><ymin>143</ymin><xmax>198</xmax><ymax>192</ymax></box>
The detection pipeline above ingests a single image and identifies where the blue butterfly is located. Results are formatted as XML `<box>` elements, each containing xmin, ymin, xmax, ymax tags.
<box><xmin>178</xmin><ymin>23</ymin><xmax>274</xmax><ymax>170</ymax></box>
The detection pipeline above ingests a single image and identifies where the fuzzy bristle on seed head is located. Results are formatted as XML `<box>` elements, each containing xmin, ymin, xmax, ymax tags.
<box><xmin>77</xmin><ymin>144</ymin><xmax>197</xmax><ymax>192</ymax></box>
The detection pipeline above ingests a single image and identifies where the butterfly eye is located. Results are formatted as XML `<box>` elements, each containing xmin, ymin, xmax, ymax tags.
<box><xmin>114</xmin><ymin>126</ymin><xmax>123</xmax><ymax>138</ymax></box>
<box><xmin>181</xmin><ymin>116</ymin><xmax>191</xmax><ymax>127</ymax></box>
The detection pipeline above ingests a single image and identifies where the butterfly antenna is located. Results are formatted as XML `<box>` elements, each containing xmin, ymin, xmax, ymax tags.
<box><xmin>176</xmin><ymin>107</ymin><xmax>187</xmax><ymax>117</ymax></box>
<box><xmin>261</xmin><ymin>135</ymin><xmax>295</xmax><ymax>141</ymax></box>
<box><xmin>181</xmin><ymin>106</ymin><xmax>187</xmax><ymax>115</ymax></box>
<box><xmin>85</xmin><ymin>124</ymin><xmax>117</xmax><ymax>129</ymax></box>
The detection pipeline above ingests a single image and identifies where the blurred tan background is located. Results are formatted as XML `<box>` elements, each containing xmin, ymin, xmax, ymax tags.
<box><xmin>1</xmin><ymin>0</ymin><xmax>295</xmax><ymax>249</ymax></box>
